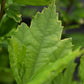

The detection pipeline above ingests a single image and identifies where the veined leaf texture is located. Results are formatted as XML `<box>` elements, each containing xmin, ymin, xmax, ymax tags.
<box><xmin>8</xmin><ymin>1</ymin><xmax>82</xmax><ymax>84</ymax></box>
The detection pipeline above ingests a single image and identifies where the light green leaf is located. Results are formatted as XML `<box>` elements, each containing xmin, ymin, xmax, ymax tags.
<box><xmin>27</xmin><ymin>49</ymin><xmax>82</xmax><ymax>84</ymax></box>
<box><xmin>79</xmin><ymin>55</ymin><xmax>84</xmax><ymax>83</ymax></box>
<box><xmin>72</xmin><ymin>81</ymin><xmax>82</xmax><ymax>84</ymax></box>
<box><xmin>63</xmin><ymin>61</ymin><xmax>77</xmax><ymax>84</ymax></box>
<box><xmin>52</xmin><ymin>73</ymin><xmax>63</xmax><ymax>84</ymax></box>
<box><xmin>8</xmin><ymin>1</ymin><xmax>82</xmax><ymax>84</ymax></box>
<box><xmin>14</xmin><ymin>0</ymin><xmax>52</xmax><ymax>6</ymax></box>
<box><xmin>52</xmin><ymin>61</ymin><xmax>76</xmax><ymax>84</ymax></box>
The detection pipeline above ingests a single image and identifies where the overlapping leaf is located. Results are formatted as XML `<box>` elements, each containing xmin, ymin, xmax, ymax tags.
<box><xmin>79</xmin><ymin>56</ymin><xmax>84</xmax><ymax>83</ymax></box>
<box><xmin>8</xmin><ymin>1</ymin><xmax>83</xmax><ymax>84</ymax></box>
<box><xmin>5</xmin><ymin>4</ymin><xmax>22</xmax><ymax>22</ymax></box>
<box><xmin>52</xmin><ymin>61</ymin><xmax>76</xmax><ymax>84</ymax></box>
<box><xmin>27</xmin><ymin>49</ymin><xmax>82</xmax><ymax>84</ymax></box>
<box><xmin>0</xmin><ymin>14</ymin><xmax>17</xmax><ymax>36</ymax></box>
<box><xmin>14</xmin><ymin>0</ymin><xmax>52</xmax><ymax>6</ymax></box>
<box><xmin>67</xmin><ymin>33</ymin><xmax>84</xmax><ymax>49</ymax></box>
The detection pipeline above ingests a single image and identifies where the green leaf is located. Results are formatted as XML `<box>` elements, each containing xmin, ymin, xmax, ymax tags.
<box><xmin>63</xmin><ymin>61</ymin><xmax>77</xmax><ymax>84</ymax></box>
<box><xmin>67</xmin><ymin>33</ymin><xmax>84</xmax><ymax>49</ymax></box>
<box><xmin>65</xmin><ymin>25</ymin><xmax>80</xmax><ymax>29</ymax></box>
<box><xmin>52</xmin><ymin>61</ymin><xmax>76</xmax><ymax>84</ymax></box>
<box><xmin>21</xmin><ymin>7</ymin><xmax>37</xmax><ymax>18</ymax></box>
<box><xmin>79</xmin><ymin>55</ymin><xmax>84</xmax><ymax>83</ymax></box>
<box><xmin>52</xmin><ymin>73</ymin><xmax>63</xmax><ymax>84</ymax></box>
<box><xmin>5</xmin><ymin>4</ymin><xmax>22</xmax><ymax>22</ymax></box>
<box><xmin>8</xmin><ymin>2</ymin><xmax>67</xmax><ymax>84</ymax></box>
<box><xmin>0</xmin><ymin>68</ymin><xmax>14</xmax><ymax>83</ymax></box>
<box><xmin>59</xmin><ymin>9</ymin><xmax>70</xmax><ymax>23</ymax></box>
<box><xmin>8</xmin><ymin>1</ymin><xmax>82</xmax><ymax>84</ymax></box>
<box><xmin>27</xmin><ymin>49</ymin><xmax>82</xmax><ymax>84</ymax></box>
<box><xmin>72</xmin><ymin>81</ymin><xmax>82</xmax><ymax>84</ymax></box>
<box><xmin>0</xmin><ymin>14</ymin><xmax>17</xmax><ymax>37</ymax></box>
<box><xmin>71</xmin><ymin>8</ymin><xmax>84</xmax><ymax>24</ymax></box>
<box><xmin>72</xmin><ymin>8</ymin><xmax>84</xmax><ymax>18</ymax></box>
<box><xmin>0</xmin><ymin>0</ymin><xmax>1</xmax><ymax>4</ymax></box>
<box><xmin>14</xmin><ymin>0</ymin><xmax>52</xmax><ymax>6</ymax></box>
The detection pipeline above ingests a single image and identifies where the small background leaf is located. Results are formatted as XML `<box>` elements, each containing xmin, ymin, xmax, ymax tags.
<box><xmin>14</xmin><ymin>0</ymin><xmax>52</xmax><ymax>6</ymax></box>
<box><xmin>0</xmin><ymin>14</ymin><xmax>17</xmax><ymax>37</ymax></box>
<box><xmin>67</xmin><ymin>33</ymin><xmax>84</xmax><ymax>49</ymax></box>
<box><xmin>5</xmin><ymin>4</ymin><xmax>22</xmax><ymax>22</ymax></box>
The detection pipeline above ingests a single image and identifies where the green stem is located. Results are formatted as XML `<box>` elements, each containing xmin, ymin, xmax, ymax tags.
<box><xmin>66</xmin><ymin>0</ymin><xmax>74</xmax><ymax>13</ymax></box>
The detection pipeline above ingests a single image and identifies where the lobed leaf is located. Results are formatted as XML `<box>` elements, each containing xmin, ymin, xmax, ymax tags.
<box><xmin>8</xmin><ymin>1</ymin><xmax>83</xmax><ymax>84</ymax></box>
